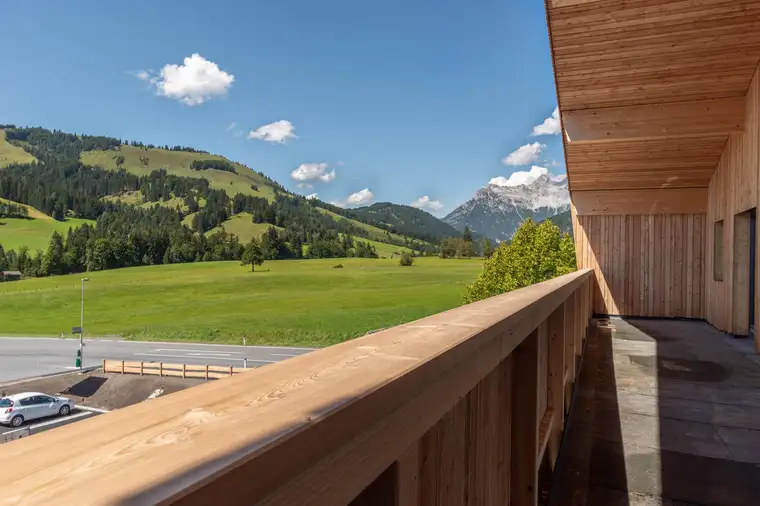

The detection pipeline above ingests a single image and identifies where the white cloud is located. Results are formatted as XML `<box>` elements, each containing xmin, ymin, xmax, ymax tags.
<box><xmin>489</xmin><ymin>165</ymin><xmax>550</xmax><ymax>187</ymax></box>
<box><xmin>248</xmin><ymin>120</ymin><xmax>297</xmax><ymax>144</ymax></box>
<box><xmin>290</xmin><ymin>163</ymin><xmax>336</xmax><ymax>183</ymax></box>
<box><xmin>330</xmin><ymin>200</ymin><xmax>346</xmax><ymax>208</ymax></box>
<box><xmin>411</xmin><ymin>196</ymin><xmax>443</xmax><ymax>211</ymax></box>
<box><xmin>502</xmin><ymin>142</ymin><xmax>545</xmax><ymax>166</ymax></box>
<box><xmin>531</xmin><ymin>107</ymin><xmax>561</xmax><ymax>136</ymax></box>
<box><xmin>137</xmin><ymin>54</ymin><xmax>234</xmax><ymax>106</ymax></box>
<box><xmin>227</xmin><ymin>121</ymin><xmax>237</xmax><ymax>131</ymax></box>
<box><xmin>306</xmin><ymin>193</ymin><xmax>319</xmax><ymax>200</ymax></box>
<box><xmin>296</xmin><ymin>182</ymin><xmax>313</xmax><ymax>190</ymax></box>
<box><xmin>347</xmin><ymin>188</ymin><xmax>374</xmax><ymax>206</ymax></box>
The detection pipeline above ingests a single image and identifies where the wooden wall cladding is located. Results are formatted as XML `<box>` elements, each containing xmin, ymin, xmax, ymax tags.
<box><xmin>573</xmin><ymin>212</ymin><xmax>705</xmax><ymax>319</ymax></box>
<box><xmin>706</xmin><ymin>64</ymin><xmax>760</xmax><ymax>340</ymax></box>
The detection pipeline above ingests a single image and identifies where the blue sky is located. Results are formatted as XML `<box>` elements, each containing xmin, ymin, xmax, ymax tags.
<box><xmin>0</xmin><ymin>0</ymin><xmax>564</xmax><ymax>216</ymax></box>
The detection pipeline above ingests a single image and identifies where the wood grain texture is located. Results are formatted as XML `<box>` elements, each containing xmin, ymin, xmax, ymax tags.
<box><xmin>573</xmin><ymin>188</ymin><xmax>708</xmax><ymax>215</ymax></box>
<box><xmin>732</xmin><ymin>212</ymin><xmax>751</xmax><ymax>336</ymax></box>
<box><xmin>395</xmin><ymin>442</ymin><xmax>420</xmax><ymax>506</ymax></box>
<box><xmin>418</xmin><ymin>356</ymin><xmax>513</xmax><ymax>506</ymax></box>
<box><xmin>574</xmin><ymin>212</ymin><xmax>705</xmax><ymax>317</ymax></box>
<box><xmin>565</xmin><ymin>136</ymin><xmax>724</xmax><ymax>190</ymax></box>
<box><xmin>563</xmin><ymin>98</ymin><xmax>745</xmax><ymax>143</ymax></box>
<box><xmin>0</xmin><ymin>268</ymin><xmax>592</xmax><ymax>505</ymax></box>
<box><xmin>545</xmin><ymin>0</ymin><xmax>760</xmax><ymax>192</ymax></box>
<box><xmin>510</xmin><ymin>330</ymin><xmax>539</xmax><ymax>506</ymax></box>
<box><xmin>706</xmin><ymin>63</ymin><xmax>760</xmax><ymax>339</ymax></box>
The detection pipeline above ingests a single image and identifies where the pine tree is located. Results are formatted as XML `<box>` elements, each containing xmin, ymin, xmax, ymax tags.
<box><xmin>241</xmin><ymin>238</ymin><xmax>264</xmax><ymax>272</ymax></box>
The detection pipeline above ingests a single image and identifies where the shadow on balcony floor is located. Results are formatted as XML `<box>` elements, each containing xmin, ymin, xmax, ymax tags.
<box><xmin>549</xmin><ymin>318</ymin><xmax>760</xmax><ymax>506</ymax></box>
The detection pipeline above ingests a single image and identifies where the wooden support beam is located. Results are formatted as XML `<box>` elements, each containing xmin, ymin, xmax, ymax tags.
<box><xmin>572</xmin><ymin>188</ymin><xmax>708</xmax><ymax>216</ymax></box>
<box><xmin>510</xmin><ymin>329</ymin><xmax>539</xmax><ymax>506</ymax></box>
<box><xmin>563</xmin><ymin>98</ymin><xmax>744</xmax><ymax>144</ymax></box>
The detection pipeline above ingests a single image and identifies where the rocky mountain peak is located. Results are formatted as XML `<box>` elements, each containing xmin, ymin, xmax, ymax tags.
<box><xmin>443</xmin><ymin>174</ymin><xmax>570</xmax><ymax>242</ymax></box>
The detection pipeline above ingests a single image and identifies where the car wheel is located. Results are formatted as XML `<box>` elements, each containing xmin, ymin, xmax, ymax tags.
<box><xmin>58</xmin><ymin>404</ymin><xmax>71</xmax><ymax>417</ymax></box>
<box><xmin>10</xmin><ymin>415</ymin><xmax>23</xmax><ymax>427</ymax></box>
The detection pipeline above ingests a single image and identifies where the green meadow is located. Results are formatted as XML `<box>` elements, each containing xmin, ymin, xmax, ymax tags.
<box><xmin>0</xmin><ymin>257</ymin><xmax>483</xmax><ymax>346</ymax></box>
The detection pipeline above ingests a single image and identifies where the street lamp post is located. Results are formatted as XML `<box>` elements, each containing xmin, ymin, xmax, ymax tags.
<box><xmin>80</xmin><ymin>277</ymin><xmax>89</xmax><ymax>370</ymax></box>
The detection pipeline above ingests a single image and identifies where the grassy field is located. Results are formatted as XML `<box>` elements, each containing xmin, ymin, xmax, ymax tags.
<box><xmin>81</xmin><ymin>145</ymin><xmax>278</xmax><ymax>201</ymax></box>
<box><xmin>0</xmin><ymin>130</ymin><xmax>36</xmax><ymax>167</ymax></box>
<box><xmin>0</xmin><ymin>258</ymin><xmax>483</xmax><ymax>346</ymax></box>
<box><xmin>0</xmin><ymin>198</ymin><xmax>94</xmax><ymax>251</ymax></box>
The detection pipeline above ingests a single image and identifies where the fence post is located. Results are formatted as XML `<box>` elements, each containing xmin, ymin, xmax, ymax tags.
<box><xmin>140</xmin><ymin>362</ymin><xmax>144</xmax><ymax>376</ymax></box>
<box><xmin>159</xmin><ymin>362</ymin><xmax>163</xmax><ymax>377</ymax></box>
<box><xmin>182</xmin><ymin>363</ymin><xmax>186</xmax><ymax>379</ymax></box>
<box><xmin>121</xmin><ymin>360</ymin><xmax>125</xmax><ymax>374</ymax></box>
<box><xmin>229</xmin><ymin>365</ymin><xmax>234</xmax><ymax>376</ymax></box>
<box><xmin>102</xmin><ymin>359</ymin><xmax>106</xmax><ymax>372</ymax></box>
<box><xmin>205</xmin><ymin>364</ymin><xmax>209</xmax><ymax>380</ymax></box>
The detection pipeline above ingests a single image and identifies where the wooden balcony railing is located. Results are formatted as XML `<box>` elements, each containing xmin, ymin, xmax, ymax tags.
<box><xmin>0</xmin><ymin>269</ymin><xmax>593</xmax><ymax>506</ymax></box>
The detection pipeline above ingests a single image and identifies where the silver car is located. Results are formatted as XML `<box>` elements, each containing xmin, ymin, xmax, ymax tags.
<box><xmin>0</xmin><ymin>392</ymin><xmax>74</xmax><ymax>428</ymax></box>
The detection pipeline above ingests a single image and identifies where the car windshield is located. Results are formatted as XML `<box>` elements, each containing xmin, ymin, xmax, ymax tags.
<box><xmin>0</xmin><ymin>398</ymin><xmax>12</xmax><ymax>407</ymax></box>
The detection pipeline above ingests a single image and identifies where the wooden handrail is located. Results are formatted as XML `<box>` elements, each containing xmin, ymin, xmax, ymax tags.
<box><xmin>0</xmin><ymin>269</ymin><xmax>593</xmax><ymax>505</ymax></box>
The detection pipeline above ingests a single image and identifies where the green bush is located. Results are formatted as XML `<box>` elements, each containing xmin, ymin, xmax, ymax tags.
<box><xmin>399</xmin><ymin>251</ymin><xmax>414</xmax><ymax>267</ymax></box>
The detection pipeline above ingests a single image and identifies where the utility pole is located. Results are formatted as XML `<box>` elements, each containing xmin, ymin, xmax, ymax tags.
<box><xmin>79</xmin><ymin>277</ymin><xmax>89</xmax><ymax>370</ymax></box>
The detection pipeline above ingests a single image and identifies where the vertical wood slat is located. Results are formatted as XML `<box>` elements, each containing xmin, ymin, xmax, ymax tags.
<box><xmin>564</xmin><ymin>291</ymin><xmax>576</xmax><ymax>387</ymax></box>
<box><xmin>395</xmin><ymin>442</ymin><xmax>419</xmax><ymax>506</ymax></box>
<box><xmin>537</xmin><ymin>320</ymin><xmax>550</xmax><ymax>422</ymax></box>
<box><xmin>572</xmin><ymin>212</ymin><xmax>706</xmax><ymax>319</ymax></box>
<box><xmin>546</xmin><ymin>302</ymin><xmax>566</xmax><ymax>469</ymax></box>
<box><xmin>510</xmin><ymin>329</ymin><xmax>539</xmax><ymax>506</ymax></box>
<box><xmin>418</xmin><ymin>356</ymin><xmax>513</xmax><ymax>506</ymax></box>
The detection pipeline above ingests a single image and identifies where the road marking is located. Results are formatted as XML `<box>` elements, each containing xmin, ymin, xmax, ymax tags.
<box><xmin>151</xmin><ymin>348</ymin><xmax>242</xmax><ymax>355</ymax></box>
<box><xmin>77</xmin><ymin>406</ymin><xmax>110</xmax><ymax>413</ymax></box>
<box><xmin>0</xmin><ymin>411</ymin><xmax>93</xmax><ymax>436</ymax></box>
<box><xmin>270</xmin><ymin>353</ymin><xmax>302</xmax><ymax>358</ymax></box>
<box><xmin>133</xmin><ymin>353</ymin><xmax>275</xmax><ymax>363</ymax></box>
<box><xmin>185</xmin><ymin>352</ymin><xmax>233</xmax><ymax>357</ymax></box>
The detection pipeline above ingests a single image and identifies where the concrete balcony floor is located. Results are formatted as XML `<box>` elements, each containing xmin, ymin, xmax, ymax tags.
<box><xmin>550</xmin><ymin>318</ymin><xmax>760</xmax><ymax>506</ymax></box>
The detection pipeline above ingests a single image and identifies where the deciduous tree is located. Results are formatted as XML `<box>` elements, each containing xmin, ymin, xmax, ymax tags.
<box><xmin>464</xmin><ymin>219</ymin><xmax>576</xmax><ymax>303</ymax></box>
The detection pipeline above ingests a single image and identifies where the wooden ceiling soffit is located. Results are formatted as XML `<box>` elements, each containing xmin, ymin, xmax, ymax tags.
<box><xmin>563</xmin><ymin>98</ymin><xmax>745</xmax><ymax>143</ymax></box>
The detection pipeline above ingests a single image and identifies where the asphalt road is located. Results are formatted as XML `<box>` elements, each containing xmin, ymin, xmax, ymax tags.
<box><xmin>0</xmin><ymin>337</ymin><xmax>315</xmax><ymax>383</ymax></box>
<box><xmin>1</xmin><ymin>408</ymin><xmax>96</xmax><ymax>443</ymax></box>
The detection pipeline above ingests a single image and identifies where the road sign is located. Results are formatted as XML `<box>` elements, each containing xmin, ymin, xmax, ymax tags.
<box><xmin>72</xmin><ymin>326</ymin><xmax>82</xmax><ymax>334</ymax></box>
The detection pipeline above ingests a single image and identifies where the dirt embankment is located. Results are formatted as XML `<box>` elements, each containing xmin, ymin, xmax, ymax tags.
<box><xmin>0</xmin><ymin>371</ymin><xmax>204</xmax><ymax>410</ymax></box>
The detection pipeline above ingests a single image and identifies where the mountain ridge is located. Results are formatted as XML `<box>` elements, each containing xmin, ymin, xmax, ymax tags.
<box><xmin>443</xmin><ymin>174</ymin><xmax>570</xmax><ymax>241</ymax></box>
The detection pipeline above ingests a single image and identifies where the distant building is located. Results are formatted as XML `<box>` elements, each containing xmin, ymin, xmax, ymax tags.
<box><xmin>0</xmin><ymin>271</ymin><xmax>22</xmax><ymax>282</ymax></box>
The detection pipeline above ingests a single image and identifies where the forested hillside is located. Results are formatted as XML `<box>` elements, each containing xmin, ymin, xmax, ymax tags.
<box><xmin>0</xmin><ymin>125</ymin><xmax>461</xmax><ymax>278</ymax></box>
<box><xmin>311</xmin><ymin>200</ymin><xmax>460</xmax><ymax>245</ymax></box>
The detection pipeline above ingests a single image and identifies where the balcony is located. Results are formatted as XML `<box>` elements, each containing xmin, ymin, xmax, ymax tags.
<box><xmin>1</xmin><ymin>269</ymin><xmax>594</xmax><ymax>505</ymax></box>
<box><xmin>4</xmin><ymin>269</ymin><xmax>760</xmax><ymax>504</ymax></box>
